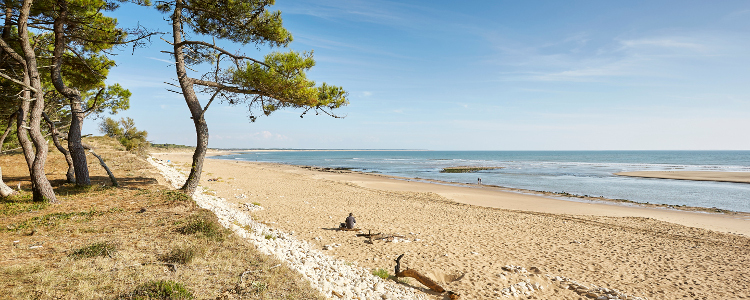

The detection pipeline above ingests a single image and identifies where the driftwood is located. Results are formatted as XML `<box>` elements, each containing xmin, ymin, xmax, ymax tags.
<box><xmin>356</xmin><ymin>230</ymin><xmax>378</xmax><ymax>237</ymax></box>
<box><xmin>357</xmin><ymin>230</ymin><xmax>406</xmax><ymax>243</ymax></box>
<box><xmin>89</xmin><ymin>150</ymin><xmax>118</xmax><ymax>187</ymax></box>
<box><xmin>394</xmin><ymin>254</ymin><xmax>460</xmax><ymax>299</ymax></box>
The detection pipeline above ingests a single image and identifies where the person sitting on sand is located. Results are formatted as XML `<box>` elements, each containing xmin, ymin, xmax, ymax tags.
<box><xmin>340</xmin><ymin>213</ymin><xmax>356</xmax><ymax>229</ymax></box>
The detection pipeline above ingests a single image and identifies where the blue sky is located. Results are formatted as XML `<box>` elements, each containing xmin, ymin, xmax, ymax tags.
<box><xmin>92</xmin><ymin>0</ymin><xmax>750</xmax><ymax>150</ymax></box>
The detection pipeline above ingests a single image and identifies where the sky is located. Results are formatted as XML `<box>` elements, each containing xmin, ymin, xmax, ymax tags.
<box><xmin>91</xmin><ymin>0</ymin><xmax>750</xmax><ymax>150</ymax></box>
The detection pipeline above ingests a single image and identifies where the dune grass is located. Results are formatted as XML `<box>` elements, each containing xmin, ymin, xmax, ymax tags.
<box><xmin>0</xmin><ymin>137</ymin><xmax>324</xmax><ymax>299</ymax></box>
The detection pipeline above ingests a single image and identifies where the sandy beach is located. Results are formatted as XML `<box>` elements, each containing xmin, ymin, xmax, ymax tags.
<box><xmin>616</xmin><ymin>171</ymin><xmax>750</xmax><ymax>184</ymax></box>
<box><xmin>154</xmin><ymin>152</ymin><xmax>750</xmax><ymax>300</ymax></box>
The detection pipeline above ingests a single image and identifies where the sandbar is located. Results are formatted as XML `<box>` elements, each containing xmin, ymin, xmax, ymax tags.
<box><xmin>616</xmin><ymin>171</ymin><xmax>750</xmax><ymax>184</ymax></box>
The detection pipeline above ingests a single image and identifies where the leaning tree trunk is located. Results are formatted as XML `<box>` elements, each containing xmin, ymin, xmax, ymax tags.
<box><xmin>0</xmin><ymin>167</ymin><xmax>18</xmax><ymax>197</ymax></box>
<box><xmin>51</xmin><ymin>0</ymin><xmax>90</xmax><ymax>186</ymax></box>
<box><xmin>173</xmin><ymin>1</ymin><xmax>206</xmax><ymax>196</ymax></box>
<box><xmin>18</xmin><ymin>0</ymin><xmax>57</xmax><ymax>203</ymax></box>
<box><xmin>0</xmin><ymin>111</ymin><xmax>17</xmax><ymax>153</ymax></box>
<box><xmin>43</xmin><ymin>112</ymin><xmax>75</xmax><ymax>183</ymax></box>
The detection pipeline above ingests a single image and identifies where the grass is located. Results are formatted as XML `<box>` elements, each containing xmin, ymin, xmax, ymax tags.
<box><xmin>372</xmin><ymin>268</ymin><xmax>389</xmax><ymax>279</ymax></box>
<box><xmin>177</xmin><ymin>211</ymin><xmax>229</xmax><ymax>241</ymax></box>
<box><xmin>159</xmin><ymin>247</ymin><xmax>197</xmax><ymax>264</ymax></box>
<box><xmin>127</xmin><ymin>280</ymin><xmax>194</xmax><ymax>299</ymax></box>
<box><xmin>161</xmin><ymin>190</ymin><xmax>191</xmax><ymax>202</ymax></box>
<box><xmin>69</xmin><ymin>241</ymin><xmax>117</xmax><ymax>260</ymax></box>
<box><xmin>0</xmin><ymin>136</ymin><xmax>325</xmax><ymax>300</ymax></box>
<box><xmin>0</xmin><ymin>193</ymin><xmax>48</xmax><ymax>216</ymax></box>
<box><xmin>5</xmin><ymin>210</ymin><xmax>103</xmax><ymax>232</ymax></box>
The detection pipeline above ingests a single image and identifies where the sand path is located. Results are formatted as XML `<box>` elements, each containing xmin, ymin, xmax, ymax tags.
<box><xmin>155</xmin><ymin>153</ymin><xmax>750</xmax><ymax>300</ymax></box>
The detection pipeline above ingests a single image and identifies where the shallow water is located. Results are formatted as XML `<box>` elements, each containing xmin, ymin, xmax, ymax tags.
<box><xmin>214</xmin><ymin>150</ymin><xmax>750</xmax><ymax>213</ymax></box>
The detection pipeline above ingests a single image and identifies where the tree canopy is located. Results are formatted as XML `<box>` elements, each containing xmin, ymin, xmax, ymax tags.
<box><xmin>157</xmin><ymin>0</ymin><xmax>348</xmax><ymax>195</ymax></box>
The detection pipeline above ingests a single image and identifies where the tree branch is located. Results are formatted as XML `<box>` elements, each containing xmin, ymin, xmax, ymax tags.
<box><xmin>83</xmin><ymin>87</ymin><xmax>106</xmax><ymax>114</ymax></box>
<box><xmin>65</xmin><ymin>45</ymin><xmax>106</xmax><ymax>80</ymax></box>
<box><xmin>199</xmin><ymin>89</ymin><xmax>221</xmax><ymax>119</ymax></box>
<box><xmin>175</xmin><ymin>40</ymin><xmax>267</xmax><ymax>66</ymax></box>
<box><xmin>0</xmin><ymin>71</ymin><xmax>39</xmax><ymax>93</ymax></box>
<box><xmin>190</xmin><ymin>77</ymin><xmax>264</xmax><ymax>96</ymax></box>
<box><xmin>0</xmin><ymin>37</ymin><xmax>27</xmax><ymax>66</ymax></box>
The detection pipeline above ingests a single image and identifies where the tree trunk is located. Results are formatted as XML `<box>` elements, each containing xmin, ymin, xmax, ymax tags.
<box><xmin>89</xmin><ymin>149</ymin><xmax>118</xmax><ymax>187</ymax></box>
<box><xmin>43</xmin><ymin>112</ymin><xmax>75</xmax><ymax>183</ymax></box>
<box><xmin>0</xmin><ymin>112</ymin><xmax>17</xmax><ymax>153</ymax></box>
<box><xmin>18</xmin><ymin>0</ymin><xmax>57</xmax><ymax>203</ymax></box>
<box><xmin>173</xmin><ymin>0</ymin><xmax>207</xmax><ymax>196</ymax></box>
<box><xmin>17</xmin><ymin>88</ymin><xmax>34</xmax><ymax>171</ymax></box>
<box><xmin>51</xmin><ymin>0</ymin><xmax>90</xmax><ymax>186</ymax></box>
<box><xmin>0</xmin><ymin>167</ymin><xmax>18</xmax><ymax>197</ymax></box>
<box><xmin>67</xmin><ymin>103</ymin><xmax>90</xmax><ymax>185</ymax></box>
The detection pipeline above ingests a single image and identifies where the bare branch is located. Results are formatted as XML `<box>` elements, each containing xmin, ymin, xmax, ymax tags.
<box><xmin>199</xmin><ymin>89</ymin><xmax>221</xmax><ymax>118</ymax></box>
<box><xmin>83</xmin><ymin>88</ymin><xmax>106</xmax><ymax>114</ymax></box>
<box><xmin>0</xmin><ymin>38</ymin><xmax>26</xmax><ymax>66</ymax></box>
<box><xmin>176</xmin><ymin>40</ymin><xmax>267</xmax><ymax>66</ymax></box>
<box><xmin>0</xmin><ymin>71</ymin><xmax>39</xmax><ymax>93</ymax></box>
<box><xmin>190</xmin><ymin>77</ymin><xmax>264</xmax><ymax>96</ymax></box>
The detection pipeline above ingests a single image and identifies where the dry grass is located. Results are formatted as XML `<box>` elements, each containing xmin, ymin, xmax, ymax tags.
<box><xmin>0</xmin><ymin>136</ymin><xmax>324</xmax><ymax>300</ymax></box>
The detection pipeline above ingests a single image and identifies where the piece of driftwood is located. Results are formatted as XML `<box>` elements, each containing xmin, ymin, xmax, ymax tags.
<box><xmin>393</xmin><ymin>254</ymin><xmax>460</xmax><ymax>299</ymax></box>
<box><xmin>338</xmin><ymin>227</ymin><xmax>361</xmax><ymax>232</ymax></box>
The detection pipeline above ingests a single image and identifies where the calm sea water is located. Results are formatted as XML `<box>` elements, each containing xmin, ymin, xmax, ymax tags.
<box><xmin>213</xmin><ymin>151</ymin><xmax>750</xmax><ymax>213</ymax></box>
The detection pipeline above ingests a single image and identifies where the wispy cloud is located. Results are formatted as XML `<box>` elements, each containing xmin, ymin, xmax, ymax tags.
<box><xmin>145</xmin><ymin>57</ymin><xmax>174</xmax><ymax>64</ymax></box>
<box><xmin>619</xmin><ymin>38</ymin><xmax>704</xmax><ymax>50</ymax></box>
<box><xmin>486</xmin><ymin>30</ymin><xmax>743</xmax><ymax>83</ymax></box>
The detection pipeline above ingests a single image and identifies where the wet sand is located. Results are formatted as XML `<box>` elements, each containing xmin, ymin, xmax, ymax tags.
<box><xmin>154</xmin><ymin>152</ymin><xmax>750</xmax><ymax>300</ymax></box>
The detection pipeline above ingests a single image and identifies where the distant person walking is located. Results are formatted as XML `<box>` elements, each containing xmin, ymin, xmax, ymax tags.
<box><xmin>477</xmin><ymin>178</ymin><xmax>482</xmax><ymax>185</ymax></box>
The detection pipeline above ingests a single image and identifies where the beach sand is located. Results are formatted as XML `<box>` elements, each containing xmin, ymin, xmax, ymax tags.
<box><xmin>616</xmin><ymin>171</ymin><xmax>750</xmax><ymax>184</ymax></box>
<box><xmin>154</xmin><ymin>153</ymin><xmax>750</xmax><ymax>300</ymax></box>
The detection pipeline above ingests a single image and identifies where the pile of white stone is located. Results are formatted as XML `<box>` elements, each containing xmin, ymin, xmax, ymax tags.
<box><xmin>499</xmin><ymin>280</ymin><xmax>542</xmax><ymax>298</ymax></box>
<box><xmin>148</xmin><ymin>157</ymin><xmax>424</xmax><ymax>300</ymax></box>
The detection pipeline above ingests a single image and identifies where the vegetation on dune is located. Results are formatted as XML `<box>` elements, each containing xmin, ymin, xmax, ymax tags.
<box><xmin>0</xmin><ymin>140</ymin><xmax>324</xmax><ymax>299</ymax></box>
<box><xmin>100</xmin><ymin>117</ymin><xmax>150</xmax><ymax>154</ymax></box>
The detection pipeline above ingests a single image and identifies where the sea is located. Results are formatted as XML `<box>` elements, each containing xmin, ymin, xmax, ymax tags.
<box><xmin>213</xmin><ymin>150</ymin><xmax>750</xmax><ymax>213</ymax></box>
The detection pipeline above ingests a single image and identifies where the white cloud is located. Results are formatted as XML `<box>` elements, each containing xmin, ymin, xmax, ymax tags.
<box><xmin>361</xmin><ymin>91</ymin><xmax>373</xmax><ymax>97</ymax></box>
